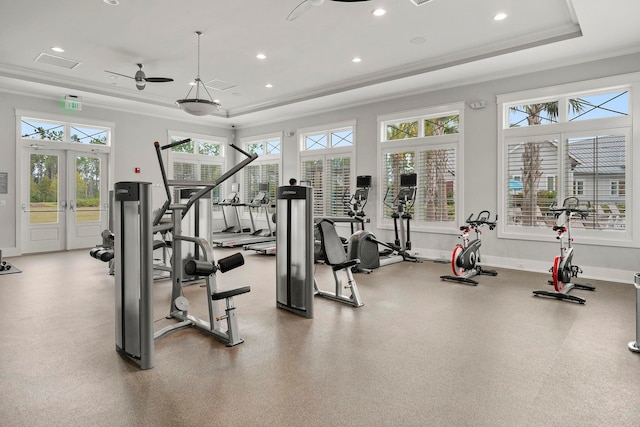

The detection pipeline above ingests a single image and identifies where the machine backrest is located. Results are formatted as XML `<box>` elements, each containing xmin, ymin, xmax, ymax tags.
<box><xmin>317</xmin><ymin>220</ymin><xmax>347</xmax><ymax>266</ymax></box>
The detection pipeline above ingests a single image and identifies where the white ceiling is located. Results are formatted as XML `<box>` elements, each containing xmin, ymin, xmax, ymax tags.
<box><xmin>0</xmin><ymin>0</ymin><xmax>639</xmax><ymax>127</ymax></box>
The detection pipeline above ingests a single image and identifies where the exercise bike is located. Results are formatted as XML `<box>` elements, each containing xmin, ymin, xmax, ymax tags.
<box><xmin>347</xmin><ymin>173</ymin><xmax>419</xmax><ymax>272</ymax></box>
<box><xmin>532</xmin><ymin>197</ymin><xmax>595</xmax><ymax>304</ymax></box>
<box><xmin>440</xmin><ymin>211</ymin><xmax>498</xmax><ymax>285</ymax></box>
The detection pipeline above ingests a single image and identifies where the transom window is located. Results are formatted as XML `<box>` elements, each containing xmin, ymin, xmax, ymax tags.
<box><xmin>303</xmin><ymin>127</ymin><xmax>353</xmax><ymax>151</ymax></box>
<box><xmin>167</xmin><ymin>131</ymin><xmax>226</xmax><ymax>205</ymax></box>
<box><xmin>170</xmin><ymin>136</ymin><xmax>223</xmax><ymax>156</ymax></box>
<box><xmin>21</xmin><ymin>117</ymin><xmax>110</xmax><ymax>145</ymax></box>
<box><xmin>507</xmin><ymin>89</ymin><xmax>629</xmax><ymax>128</ymax></box>
<box><xmin>383</xmin><ymin>113</ymin><xmax>459</xmax><ymax>141</ymax></box>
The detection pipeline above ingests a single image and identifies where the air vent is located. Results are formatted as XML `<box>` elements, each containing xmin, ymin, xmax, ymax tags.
<box><xmin>204</xmin><ymin>79</ymin><xmax>237</xmax><ymax>91</ymax></box>
<box><xmin>410</xmin><ymin>0</ymin><xmax>434</xmax><ymax>5</ymax></box>
<box><xmin>34</xmin><ymin>53</ymin><xmax>81</xmax><ymax>70</ymax></box>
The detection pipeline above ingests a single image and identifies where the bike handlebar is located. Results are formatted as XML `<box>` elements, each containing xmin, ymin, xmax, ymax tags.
<box><xmin>465</xmin><ymin>210</ymin><xmax>497</xmax><ymax>230</ymax></box>
<box><xmin>549</xmin><ymin>197</ymin><xmax>590</xmax><ymax>219</ymax></box>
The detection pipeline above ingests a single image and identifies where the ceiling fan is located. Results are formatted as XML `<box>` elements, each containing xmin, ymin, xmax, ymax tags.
<box><xmin>287</xmin><ymin>0</ymin><xmax>371</xmax><ymax>22</ymax></box>
<box><xmin>105</xmin><ymin>63</ymin><xmax>174</xmax><ymax>90</ymax></box>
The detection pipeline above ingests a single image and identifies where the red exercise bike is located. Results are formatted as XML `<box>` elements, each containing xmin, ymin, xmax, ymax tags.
<box><xmin>440</xmin><ymin>211</ymin><xmax>498</xmax><ymax>286</ymax></box>
<box><xmin>532</xmin><ymin>197</ymin><xmax>595</xmax><ymax>304</ymax></box>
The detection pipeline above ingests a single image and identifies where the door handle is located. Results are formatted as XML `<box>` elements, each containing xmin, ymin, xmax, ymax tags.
<box><xmin>60</xmin><ymin>201</ymin><xmax>67</xmax><ymax>209</ymax></box>
<box><xmin>69</xmin><ymin>200</ymin><xmax>75</xmax><ymax>211</ymax></box>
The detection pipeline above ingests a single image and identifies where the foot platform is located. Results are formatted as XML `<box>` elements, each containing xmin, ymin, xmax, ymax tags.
<box><xmin>440</xmin><ymin>275</ymin><xmax>478</xmax><ymax>286</ymax></box>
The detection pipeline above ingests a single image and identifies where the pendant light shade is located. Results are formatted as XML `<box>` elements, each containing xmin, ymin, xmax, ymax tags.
<box><xmin>176</xmin><ymin>31</ymin><xmax>221</xmax><ymax>116</ymax></box>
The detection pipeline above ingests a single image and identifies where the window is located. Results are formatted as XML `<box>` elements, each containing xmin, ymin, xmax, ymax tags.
<box><xmin>21</xmin><ymin>117</ymin><xmax>110</xmax><ymax>145</ymax></box>
<box><xmin>300</xmin><ymin>123</ymin><xmax>355</xmax><ymax>217</ymax></box>
<box><xmin>168</xmin><ymin>132</ymin><xmax>225</xmax><ymax>204</ymax></box>
<box><xmin>498</xmin><ymin>77</ymin><xmax>633</xmax><ymax>245</ymax></box>
<box><xmin>379</xmin><ymin>105</ymin><xmax>462</xmax><ymax>230</ymax></box>
<box><xmin>241</xmin><ymin>135</ymin><xmax>281</xmax><ymax>211</ymax></box>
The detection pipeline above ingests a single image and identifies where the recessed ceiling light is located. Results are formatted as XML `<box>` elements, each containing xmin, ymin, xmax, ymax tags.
<box><xmin>109</xmin><ymin>75</ymin><xmax>118</xmax><ymax>80</ymax></box>
<box><xmin>213</xmin><ymin>99</ymin><xmax>221</xmax><ymax>104</ymax></box>
<box><xmin>256</xmin><ymin>53</ymin><xmax>266</xmax><ymax>60</ymax></box>
<box><xmin>189</xmin><ymin>81</ymin><xmax>197</xmax><ymax>86</ymax></box>
<box><xmin>51</xmin><ymin>47</ymin><xmax>64</xmax><ymax>53</ymax></box>
<box><xmin>103</xmin><ymin>0</ymin><xmax>119</xmax><ymax>5</ymax></box>
<box><xmin>494</xmin><ymin>12</ymin><xmax>507</xmax><ymax>21</ymax></box>
<box><xmin>352</xmin><ymin>57</ymin><xmax>362</xmax><ymax>63</ymax></box>
<box><xmin>410</xmin><ymin>37</ymin><xmax>426</xmax><ymax>45</ymax></box>
<box><xmin>265</xmin><ymin>83</ymin><xmax>273</xmax><ymax>88</ymax></box>
<box><xmin>372</xmin><ymin>8</ymin><xmax>386</xmax><ymax>17</ymax></box>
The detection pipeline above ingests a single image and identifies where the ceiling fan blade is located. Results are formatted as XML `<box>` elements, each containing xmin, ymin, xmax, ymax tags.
<box><xmin>105</xmin><ymin>70</ymin><xmax>134</xmax><ymax>80</ymax></box>
<box><xmin>287</xmin><ymin>0</ymin><xmax>312</xmax><ymax>21</ymax></box>
<box><xmin>144</xmin><ymin>77</ymin><xmax>174</xmax><ymax>83</ymax></box>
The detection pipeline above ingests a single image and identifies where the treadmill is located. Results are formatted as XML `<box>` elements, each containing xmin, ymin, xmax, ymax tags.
<box><xmin>213</xmin><ymin>184</ymin><xmax>276</xmax><ymax>248</ymax></box>
<box><xmin>210</xmin><ymin>188</ymin><xmax>247</xmax><ymax>242</ymax></box>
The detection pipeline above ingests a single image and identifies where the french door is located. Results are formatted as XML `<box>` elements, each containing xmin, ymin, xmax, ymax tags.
<box><xmin>21</xmin><ymin>148</ymin><xmax>109</xmax><ymax>253</ymax></box>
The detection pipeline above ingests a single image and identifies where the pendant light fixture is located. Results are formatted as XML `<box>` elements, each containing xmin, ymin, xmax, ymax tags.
<box><xmin>176</xmin><ymin>31</ymin><xmax>221</xmax><ymax>116</ymax></box>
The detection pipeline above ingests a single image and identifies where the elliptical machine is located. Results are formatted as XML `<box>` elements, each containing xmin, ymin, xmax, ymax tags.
<box><xmin>347</xmin><ymin>173</ymin><xmax>419</xmax><ymax>271</ymax></box>
<box><xmin>533</xmin><ymin>197</ymin><xmax>595</xmax><ymax>304</ymax></box>
<box><xmin>343</xmin><ymin>175</ymin><xmax>371</xmax><ymax>233</ymax></box>
<box><xmin>440</xmin><ymin>211</ymin><xmax>498</xmax><ymax>285</ymax></box>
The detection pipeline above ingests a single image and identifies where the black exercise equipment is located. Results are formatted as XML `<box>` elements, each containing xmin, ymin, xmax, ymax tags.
<box><xmin>314</xmin><ymin>219</ymin><xmax>363</xmax><ymax>307</ymax></box>
<box><xmin>532</xmin><ymin>197</ymin><xmax>595</xmax><ymax>304</ymax></box>
<box><xmin>89</xmin><ymin>229</ymin><xmax>115</xmax><ymax>264</ymax></box>
<box><xmin>185</xmin><ymin>252</ymin><xmax>245</xmax><ymax>276</ymax></box>
<box><xmin>343</xmin><ymin>175</ymin><xmax>371</xmax><ymax>233</ymax></box>
<box><xmin>440</xmin><ymin>211</ymin><xmax>498</xmax><ymax>285</ymax></box>
<box><xmin>347</xmin><ymin>173</ymin><xmax>419</xmax><ymax>272</ymax></box>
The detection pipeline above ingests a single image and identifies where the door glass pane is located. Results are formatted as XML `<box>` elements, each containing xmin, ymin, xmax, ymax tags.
<box><xmin>30</xmin><ymin>153</ymin><xmax>59</xmax><ymax>224</ymax></box>
<box><xmin>75</xmin><ymin>156</ymin><xmax>101</xmax><ymax>222</ymax></box>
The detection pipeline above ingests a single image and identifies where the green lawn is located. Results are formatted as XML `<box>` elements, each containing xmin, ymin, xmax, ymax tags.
<box><xmin>30</xmin><ymin>202</ymin><xmax>100</xmax><ymax>223</ymax></box>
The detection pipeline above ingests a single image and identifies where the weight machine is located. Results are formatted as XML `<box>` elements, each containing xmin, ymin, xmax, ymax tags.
<box><xmin>113</xmin><ymin>139</ymin><xmax>257</xmax><ymax>369</ymax></box>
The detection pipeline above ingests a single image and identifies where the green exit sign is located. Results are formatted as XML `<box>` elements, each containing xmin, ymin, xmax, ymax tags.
<box><xmin>65</xmin><ymin>96</ymin><xmax>82</xmax><ymax>111</ymax></box>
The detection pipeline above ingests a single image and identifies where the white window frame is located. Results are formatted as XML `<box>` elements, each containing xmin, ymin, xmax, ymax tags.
<box><xmin>167</xmin><ymin>130</ymin><xmax>226</xmax><ymax>214</ymax></box>
<box><xmin>298</xmin><ymin>121</ymin><xmax>356</xmax><ymax>217</ymax></box>
<box><xmin>497</xmin><ymin>73</ymin><xmax>639</xmax><ymax>247</ymax></box>
<box><xmin>377</xmin><ymin>103</ymin><xmax>464</xmax><ymax>234</ymax></box>
<box><xmin>240</xmin><ymin>132</ymin><xmax>282</xmax><ymax>217</ymax></box>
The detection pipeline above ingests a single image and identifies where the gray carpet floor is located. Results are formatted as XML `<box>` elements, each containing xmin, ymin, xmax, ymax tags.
<box><xmin>1</xmin><ymin>249</ymin><xmax>639</xmax><ymax>426</ymax></box>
